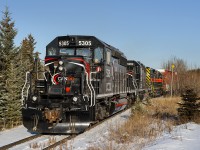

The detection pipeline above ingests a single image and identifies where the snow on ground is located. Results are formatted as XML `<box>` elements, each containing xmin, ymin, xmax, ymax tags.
<box><xmin>64</xmin><ymin>109</ymin><xmax>132</xmax><ymax>150</ymax></box>
<box><xmin>0</xmin><ymin>109</ymin><xmax>132</xmax><ymax>150</ymax></box>
<box><xmin>0</xmin><ymin>125</ymin><xmax>35</xmax><ymax>147</ymax></box>
<box><xmin>0</xmin><ymin>110</ymin><xmax>200</xmax><ymax>150</ymax></box>
<box><xmin>58</xmin><ymin>113</ymin><xmax>200</xmax><ymax>150</ymax></box>
<box><xmin>143</xmin><ymin>122</ymin><xmax>200</xmax><ymax>150</ymax></box>
<box><xmin>0</xmin><ymin>125</ymin><xmax>68</xmax><ymax>150</ymax></box>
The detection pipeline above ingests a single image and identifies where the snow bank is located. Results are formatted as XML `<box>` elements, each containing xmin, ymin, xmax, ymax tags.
<box><xmin>143</xmin><ymin>122</ymin><xmax>200</xmax><ymax>150</ymax></box>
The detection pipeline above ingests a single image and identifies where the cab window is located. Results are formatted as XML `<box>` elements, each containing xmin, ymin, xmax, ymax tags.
<box><xmin>47</xmin><ymin>47</ymin><xmax>57</xmax><ymax>56</ymax></box>
<box><xmin>136</xmin><ymin>66</ymin><xmax>140</xmax><ymax>74</ymax></box>
<box><xmin>94</xmin><ymin>47</ymin><xmax>103</xmax><ymax>63</ymax></box>
<box><xmin>76</xmin><ymin>48</ymin><xmax>92</xmax><ymax>57</ymax></box>
<box><xmin>59</xmin><ymin>48</ymin><xmax>75</xmax><ymax>55</ymax></box>
<box><xmin>106</xmin><ymin>49</ymin><xmax>111</xmax><ymax>65</ymax></box>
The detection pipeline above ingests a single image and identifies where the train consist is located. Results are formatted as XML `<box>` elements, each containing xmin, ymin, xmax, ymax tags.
<box><xmin>21</xmin><ymin>35</ymin><xmax>167</xmax><ymax>134</ymax></box>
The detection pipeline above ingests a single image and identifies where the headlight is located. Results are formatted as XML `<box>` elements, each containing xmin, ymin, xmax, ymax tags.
<box><xmin>59</xmin><ymin>60</ymin><xmax>63</xmax><ymax>65</ymax></box>
<box><xmin>73</xmin><ymin>97</ymin><xmax>78</xmax><ymax>102</ymax></box>
<box><xmin>32</xmin><ymin>96</ymin><xmax>37</xmax><ymax>101</ymax></box>
<box><xmin>59</xmin><ymin>66</ymin><xmax>63</xmax><ymax>71</ymax></box>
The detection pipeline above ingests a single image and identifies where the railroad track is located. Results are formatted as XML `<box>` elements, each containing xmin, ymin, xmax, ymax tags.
<box><xmin>43</xmin><ymin>135</ymin><xmax>75</xmax><ymax>150</ymax></box>
<box><xmin>0</xmin><ymin>134</ymin><xmax>42</xmax><ymax>150</ymax></box>
<box><xmin>43</xmin><ymin>108</ymin><xmax>130</xmax><ymax>149</ymax></box>
<box><xmin>0</xmin><ymin>134</ymin><xmax>69</xmax><ymax>150</ymax></box>
<box><xmin>0</xmin><ymin>108</ymin><xmax>130</xmax><ymax>150</ymax></box>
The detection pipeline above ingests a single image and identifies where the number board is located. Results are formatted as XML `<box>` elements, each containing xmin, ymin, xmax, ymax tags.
<box><xmin>78</xmin><ymin>40</ymin><xmax>92</xmax><ymax>46</ymax></box>
<box><xmin>58</xmin><ymin>40</ymin><xmax>70</xmax><ymax>47</ymax></box>
<box><xmin>58</xmin><ymin>37</ymin><xmax>70</xmax><ymax>47</ymax></box>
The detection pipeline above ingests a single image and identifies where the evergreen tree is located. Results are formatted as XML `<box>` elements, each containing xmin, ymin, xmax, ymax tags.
<box><xmin>178</xmin><ymin>88</ymin><xmax>200</xmax><ymax>122</ymax></box>
<box><xmin>19</xmin><ymin>34</ymin><xmax>44</xmax><ymax>82</ymax></box>
<box><xmin>4</xmin><ymin>59</ymin><xmax>23</xmax><ymax>127</ymax></box>
<box><xmin>19</xmin><ymin>34</ymin><xmax>36</xmax><ymax>72</ymax></box>
<box><xmin>0</xmin><ymin>7</ymin><xmax>39</xmax><ymax>129</ymax></box>
<box><xmin>0</xmin><ymin>7</ymin><xmax>17</xmax><ymax>67</ymax></box>
<box><xmin>0</xmin><ymin>7</ymin><xmax>18</xmax><ymax>128</ymax></box>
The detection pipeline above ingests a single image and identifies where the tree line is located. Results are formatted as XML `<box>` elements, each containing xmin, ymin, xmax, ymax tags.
<box><xmin>162</xmin><ymin>56</ymin><xmax>200</xmax><ymax>96</ymax></box>
<box><xmin>0</xmin><ymin>7</ymin><xmax>39</xmax><ymax>129</ymax></box>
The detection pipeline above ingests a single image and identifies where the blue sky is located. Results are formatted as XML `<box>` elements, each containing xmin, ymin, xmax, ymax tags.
<box><xmin>0</xmin><ymin>0</ymin><xmax>200</xmax><ymax>69</ymax></box>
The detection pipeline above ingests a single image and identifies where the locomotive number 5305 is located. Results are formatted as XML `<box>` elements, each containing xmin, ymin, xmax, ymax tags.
<box><xmin>78</xmin><ymin>41</ymin><xmax>92</xmax><ymax>46</ymax></box>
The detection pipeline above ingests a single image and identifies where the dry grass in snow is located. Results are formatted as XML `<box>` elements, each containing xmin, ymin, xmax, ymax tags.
<box><xmin>89</xmin><ymin>97</ymin><xmax>181</xmax><ymax>150</ymax></box>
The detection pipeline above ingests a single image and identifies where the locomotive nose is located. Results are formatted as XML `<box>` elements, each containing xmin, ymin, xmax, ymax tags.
<box><xmin>49</xmin><ymin>57</ymin><xmax>87</xmax><ymax>95</ymax></box>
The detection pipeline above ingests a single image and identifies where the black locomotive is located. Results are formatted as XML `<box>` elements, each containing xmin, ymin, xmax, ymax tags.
<box><xmin>21</xmin><ymin>35</ymin><xmax>163</xmax><ymax>134</ymax></box>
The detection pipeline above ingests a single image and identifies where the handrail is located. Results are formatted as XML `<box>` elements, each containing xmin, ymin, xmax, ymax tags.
<box><xmin>21</xmin><ymin>71</ymin><xmax>30</xmax><ymax>106</ymax></box>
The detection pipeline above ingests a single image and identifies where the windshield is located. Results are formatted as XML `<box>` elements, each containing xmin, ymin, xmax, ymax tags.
<box><xmin>60</xmin><ymin>48</ymin><xmax>75</xmax><ymax>55</ymax></box>
<box><xmin>76</xmin><ymin>48</ymin><xmax>92</xmax><ymax>57</ymax></box>
<box><xmin>59</xmin><ymin>48</ymin><xmax>92</xmax><ymax>58</ymax></box>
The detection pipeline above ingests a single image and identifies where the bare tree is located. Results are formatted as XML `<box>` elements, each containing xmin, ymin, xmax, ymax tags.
<box><xmin>162</xmin><ymin>56</ymin><xmax>200</xmax><ymax>96</ymax></box>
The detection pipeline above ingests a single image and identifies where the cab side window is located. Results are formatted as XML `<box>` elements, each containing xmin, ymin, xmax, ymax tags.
<box><xmin>106</xmin><ymin>49</ymin><xmax>111</xmax><ymax>65</ymax></box>
<box><xmin>136</xmin><ymin>66</ymin><xmax>140</xmax><ymax>74</ymax></box>
<box><xmin>47</xmin><ymin>47</ymin><xmax>57</xmax><ymax>56</ymax></box>
<box><xmin>94</xmin><ymin>47</ymin><xmax>103</xmax><ymax>63</ymax></box>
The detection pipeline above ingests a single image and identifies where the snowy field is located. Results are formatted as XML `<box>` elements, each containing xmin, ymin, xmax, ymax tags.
<box><xmin>144</xmin><ymin>122</ymin><xmax>200</xmax><ymax>150</ymax></box>
<box><xmin>62</xmin><ymin>119</ymin><xmax>200</xmax><ymax>150</ymax></box>
<box><xmin>0</xmin><ymin>109</ymin><xmax>200</xmax><ymax>150</ymax></box>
